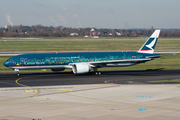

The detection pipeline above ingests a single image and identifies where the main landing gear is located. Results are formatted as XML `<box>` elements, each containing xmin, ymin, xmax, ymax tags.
<box><xmin>93</xmin><ymin>68</ymin><xmax>101</xmax><ymax>75</ymax></box>
<box><xmin>95</xmin><ymin>71</ymin><xmax>101</xmax><ymax>75</ymax></box>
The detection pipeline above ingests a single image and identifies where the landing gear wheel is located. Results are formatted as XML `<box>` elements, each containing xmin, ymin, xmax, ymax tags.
<box><xmin>95</xmin><ymin>72</ymin><xmax>98</xmax><ymax>75</ymax></box>
<box><xmin>95</xmin><ymin>71</ymin><xmax>101</xmax><ymax>75</ymax></box>
<box><xmin>16</xmin><ymin>72</ymin><xmax>20</xmax><ymax>77</ymax></box>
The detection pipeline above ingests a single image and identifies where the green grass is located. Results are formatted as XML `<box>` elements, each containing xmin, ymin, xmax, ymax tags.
<box><xmin>1</xmin><ymin>38</ymin><xmax>180</xmax><ymax>73</ymax></box>
<box><xmin>0</xmin><ymin>56</ymin><xmax>10</xmax><ymax>69</ymax></box>
<box><xmin>1</xmin><ymin>38</ymin><xmax>180</xmax><ymax>52</ymax></box>
<box><xmin>0</xmin><ymin>40</ymin><xmax>138</xmax><ymax>52</ymax></box>
<box><xmin>148</xmin><ymin>79</ymin><xmax>180</xmax><ymax>83</ymax></box>
<box><xmin>140</xmin><ymin>54</ymin><xmax>180</xmax><ymax>66</ymax></box>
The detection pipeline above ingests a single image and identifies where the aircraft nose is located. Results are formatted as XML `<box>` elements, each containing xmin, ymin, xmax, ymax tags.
<box><xmin>3</xmin><ymin>61</ymin><xmax>9</xmax><ymax>67</ymax></box>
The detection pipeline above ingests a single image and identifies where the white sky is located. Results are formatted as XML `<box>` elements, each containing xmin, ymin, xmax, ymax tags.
<box><xmin>1</xmin><ymin>0</ymin><xmax>180</xmax><ymax>29</ymax></box>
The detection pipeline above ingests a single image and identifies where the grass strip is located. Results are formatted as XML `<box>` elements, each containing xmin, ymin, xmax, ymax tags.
<box><xmin>148</xmin><ymin>79</ymin><xmax>180</xmax><ymax>83</ymax></box>
<box><xmin>1</xmin><ymin>39</ymin><xmax>180</xmax><ymax>52</ymax></box>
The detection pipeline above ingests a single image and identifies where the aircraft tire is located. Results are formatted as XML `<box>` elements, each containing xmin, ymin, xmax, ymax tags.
<box><xmin>95</xmin><ymin>71</ymin><xmax>101</xmax><ymax>75</ymax></box>
<box><xmin>16</xmin><ymin>72</ymin><xmax>20</xmax><ymax>77</ymax></box>
<box><xmin>17</xmin><ymin>73</ymin><xmax>20</xmax><ymax>77</ymax></box>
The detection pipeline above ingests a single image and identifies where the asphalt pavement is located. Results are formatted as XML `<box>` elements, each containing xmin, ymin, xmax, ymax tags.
<box><xmin>0</xmin><ymin>69</ymin><xmax>180</xmax><ymax>88</ymax></box>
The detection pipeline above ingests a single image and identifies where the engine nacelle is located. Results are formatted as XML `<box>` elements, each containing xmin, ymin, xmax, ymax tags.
<box><xmin>51</xmin><ymin>68</ymin><xmax>65</xmax><ymax>72</ymax></box>
<box><xmin>72</xmin><ymin>63</ymin><xmax>90</xmax><ymax>74</ymax></box>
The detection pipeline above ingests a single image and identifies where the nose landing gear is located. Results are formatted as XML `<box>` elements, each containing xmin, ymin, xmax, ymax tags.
<box><xmin>16</xmin><ymin>71</ymin><xmax>20</xmax><ymax>77</ymax></box>
<box><xmin>14</xmin><ymin>69</ymin><xmax>20</xmax><ymax>77</ymax></box>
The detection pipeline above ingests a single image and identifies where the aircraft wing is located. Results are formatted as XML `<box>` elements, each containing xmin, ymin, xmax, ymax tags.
<box><xmin>88</xmin><ymin>58</ymin><xmax>152</xmax><ymax>67</ymax></box>
<box><xmin>145</xmin><ymin>55</ymin><xmax>161</xmax><ymax>59</ymax></box>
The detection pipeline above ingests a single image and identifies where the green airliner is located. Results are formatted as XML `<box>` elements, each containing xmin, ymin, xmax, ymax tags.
<box><xmin>4</xmin><ymin>30</ymin><xmax>161</xmax><ymax>76</ymax></box>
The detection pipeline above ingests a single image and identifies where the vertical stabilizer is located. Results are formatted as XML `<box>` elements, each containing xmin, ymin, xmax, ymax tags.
<box><xmin>138</xmin><ymin>30</ymin><xmax>161</xmax><ymax>54</ymax></box>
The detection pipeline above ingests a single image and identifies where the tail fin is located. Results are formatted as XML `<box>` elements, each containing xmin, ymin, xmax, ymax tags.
<box><xmin>138</xmin><ymin>30</ymin><xmax>161</xmax><ymax>54</ymax></box>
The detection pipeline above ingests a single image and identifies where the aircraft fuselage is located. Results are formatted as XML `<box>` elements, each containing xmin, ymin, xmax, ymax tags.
<box><xmin>3</xmin><ymin>51</ymin><xmax>160</xmax><ymax>70</ymax></box>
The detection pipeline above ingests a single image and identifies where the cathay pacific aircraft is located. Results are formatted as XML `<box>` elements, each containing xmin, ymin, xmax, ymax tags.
<box><xmin>3</xmin><ymin>30</ymin><xmax>161</xmax><ymax>76</ymax></box>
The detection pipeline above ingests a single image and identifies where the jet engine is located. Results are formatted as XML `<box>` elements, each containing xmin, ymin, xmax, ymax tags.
<box><xmin>72</xmin><ymin>63</ymin><xmax>90</xmax><ymax>74</ymax></box>
<box><xmin>51</xmin><ymin>68</ymin><xmax>65</xmax><ymax>72</ymax></box>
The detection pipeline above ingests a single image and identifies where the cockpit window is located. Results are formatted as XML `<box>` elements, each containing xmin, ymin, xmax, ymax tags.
<box><xmin>7</xmin><ymin>59</ymin><xmax>13</xmax><ymax>62</ymax></box>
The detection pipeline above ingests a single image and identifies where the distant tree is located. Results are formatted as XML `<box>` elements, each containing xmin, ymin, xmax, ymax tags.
<box><xmin>1</xmin><ymin>24</ymin><xmax>180</xmax><ymax>38</ymax></box>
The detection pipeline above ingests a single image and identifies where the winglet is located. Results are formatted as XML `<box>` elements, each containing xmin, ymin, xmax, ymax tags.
<box><xmin>138</xmin><ymin>30</ymin><xmax>161</xmax><ymax>54</ymax></box>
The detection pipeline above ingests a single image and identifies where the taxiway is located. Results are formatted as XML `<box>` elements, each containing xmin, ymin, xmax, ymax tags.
<box><xmin>0</xmin><ymin>69</ymin><xmax>180</xmax><ymax>120</ymax></box>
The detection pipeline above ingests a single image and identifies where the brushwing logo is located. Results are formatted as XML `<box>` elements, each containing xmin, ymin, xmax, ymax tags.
<box><xmin>145</xmin><ymin>38</ymin><xmax>156</xmax><ymax>51</ymax></box>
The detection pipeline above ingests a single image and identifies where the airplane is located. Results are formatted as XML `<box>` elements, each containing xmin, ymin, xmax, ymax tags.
<box><xmin>3</xmin><ymin>30</ymin><xmax>161</xmax><ymax>76</ymax></box>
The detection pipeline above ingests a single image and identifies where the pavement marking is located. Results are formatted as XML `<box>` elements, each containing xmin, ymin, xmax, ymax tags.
<box><xmin>138</xmin><ymin>108</ymin><xmax>147</xmax><ymax>111</ymax></box>
<box><xmin>136</xmin><ymin>96</ymin><xmax>153</xmax><ymax>98</ymax></box>
<box><xmin>24</xmin><ymin>90</ymin><xmax>37</xmax><ymax>93</ymax></box>
<box><xmin>57</xmin><ymin>89</ymin><xmax>73</xmax><ymax>92</ymax></box>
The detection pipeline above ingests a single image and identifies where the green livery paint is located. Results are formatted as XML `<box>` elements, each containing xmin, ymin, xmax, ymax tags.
<box><xmin>3</xmin><ymin>30</ymin><xmax>161</xmax><ymax>75</ymax></box>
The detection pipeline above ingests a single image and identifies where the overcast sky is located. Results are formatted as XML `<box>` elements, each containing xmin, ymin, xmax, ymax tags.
<box><xmin>1</xmin><ymin>0</ymin><xmax>180</xmax><ymax>29</ymax></box>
